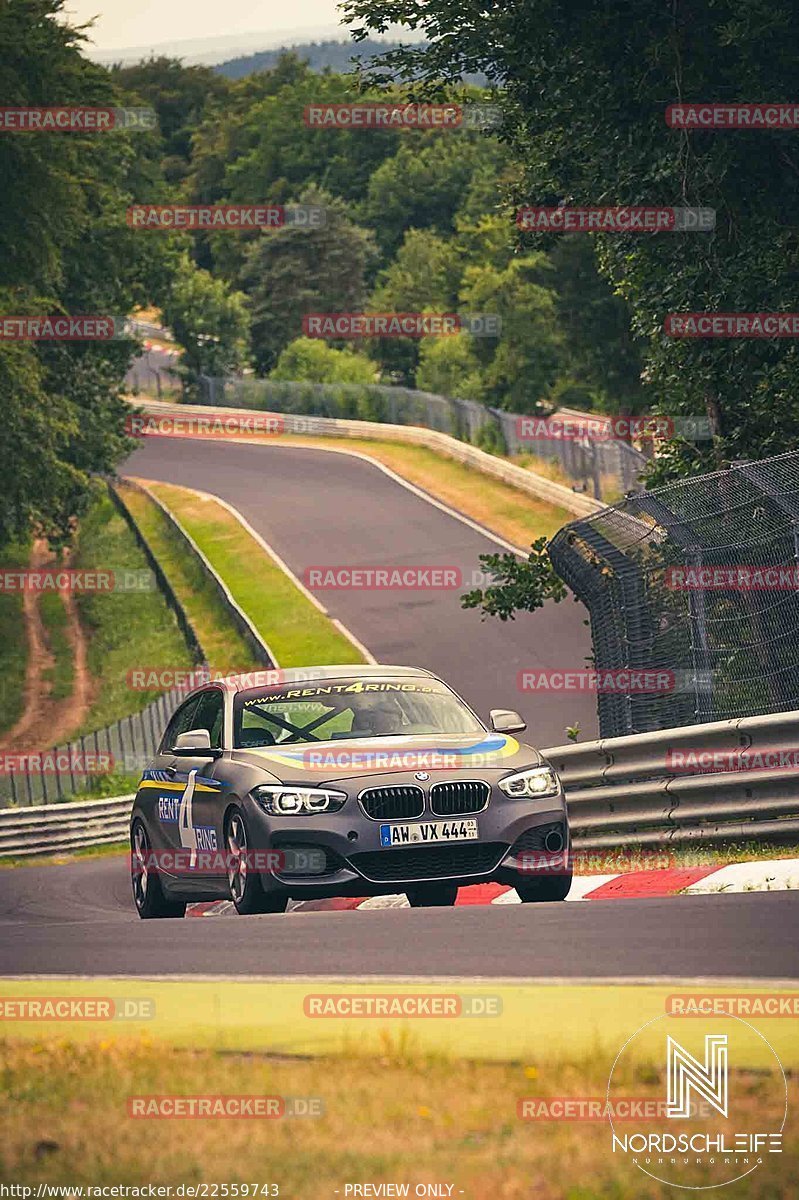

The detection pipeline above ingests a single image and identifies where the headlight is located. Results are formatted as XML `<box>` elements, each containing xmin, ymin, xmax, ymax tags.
<box><xmin>498</xmin><ymin>766</ymin><xmax>560</xmax><ymax>799</ymax></box>
<box><xmin>252</xmin><ymin>784</ymin><xmax>348</xmax><ymax>815</ymax></box>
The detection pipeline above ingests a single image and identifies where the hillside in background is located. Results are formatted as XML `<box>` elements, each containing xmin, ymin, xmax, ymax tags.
<box><xmin>216</xmin><ymin>38</ymin><xmax>416</xmax><ymax>79</ymax></box>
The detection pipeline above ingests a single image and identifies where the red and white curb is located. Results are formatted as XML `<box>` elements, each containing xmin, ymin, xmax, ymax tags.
<box><xmin>186</xmin><ymin>857</ymin><xmax>799</xmax><ymax>916</ymax></box>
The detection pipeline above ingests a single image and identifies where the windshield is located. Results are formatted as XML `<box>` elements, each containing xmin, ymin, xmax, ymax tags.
<box><xmin>233</xmin><ymin>678</ymin><xmax>484</xmax><ymax>748</ymax></box>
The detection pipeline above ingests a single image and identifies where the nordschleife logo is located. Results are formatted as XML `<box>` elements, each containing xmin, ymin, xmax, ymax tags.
<box><xmin>607</xmin><ymin>1014</ymin><xmax>787</xmax><ymax>1189</ymax></box>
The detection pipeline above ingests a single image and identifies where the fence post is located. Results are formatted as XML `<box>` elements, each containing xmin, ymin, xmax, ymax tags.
<box><xmin>147</xmin><ymin>702</ymin><xmax>158</xmax><ymax>755</ymax></box>
<box><xmin>686</xmin><ymin>545</ymin><xmax>714</xmax><ymax>722</ymax></box>
<box><xmin>78</xmin><ymin>734</ymin><xmax>87</xmax><ymax>797</ymax></box>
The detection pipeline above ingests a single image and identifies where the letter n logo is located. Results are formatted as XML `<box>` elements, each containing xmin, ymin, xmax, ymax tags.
<box><xmin>667</xmin><ymin>1034</ymin><xmax>728</xmax><ymax>1118</ymax></box>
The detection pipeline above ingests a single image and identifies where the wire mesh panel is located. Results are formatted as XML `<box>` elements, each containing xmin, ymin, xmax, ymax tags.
<box><xmin>549</xmin><ymin>450</ymin><xmax>799</xmax><ymax>737</ymax></box>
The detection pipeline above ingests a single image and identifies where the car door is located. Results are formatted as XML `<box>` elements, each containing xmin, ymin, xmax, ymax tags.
<box><xmin>138</xmin><ymin>693</ymin><xmax>203</xmax><ymax>859</ymax></box>
<box><xmin>177</xmin><ymin>686</ymin><xmax>227</xmax><ymax>869</ymax></box>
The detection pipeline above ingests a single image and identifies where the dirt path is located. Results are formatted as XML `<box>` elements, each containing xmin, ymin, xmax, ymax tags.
<box><xmin>0</xmin><ymin>542</ymin><xmax>94</xmax><ymax>753</ymax></box>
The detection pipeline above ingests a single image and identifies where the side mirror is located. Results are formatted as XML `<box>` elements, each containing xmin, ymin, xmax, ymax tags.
<box><xmin>171</xmin><ymin>729</ymin><xmax>222</xmax><ymax>758</ymax></box>
<box><xmin>490</xmin><ymin>709</ymin><xmax>527</xmax><ymax>734</ymax></box>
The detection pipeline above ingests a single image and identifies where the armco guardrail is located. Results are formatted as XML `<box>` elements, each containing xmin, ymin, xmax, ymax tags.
<box><xmin>542</xmin><ymin>709</ymin><xmax>799</xmax><ymax>847</ymax></box>
<box><xmin>118</xmin><ymin>478</ymin><xmax>278</xmax><ymax>669</ymax></box>
<box><xmin>132</xmin><ymin>400</ymin><xmax>604</xmax><ymax>519</ymax></box>
<box><xmin>0</xmin><ymin>795</ymin><xmax>134</xmax><ymax>856</ymax></box>
<box><xmin>5</xmin><ymin>710</ymin><xmax>798</xmax><ymax>857</ymax></box>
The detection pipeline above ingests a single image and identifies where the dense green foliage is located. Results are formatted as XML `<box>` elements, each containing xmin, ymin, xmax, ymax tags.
<box><xmin>0</xmin><ymin>2</ymin><xmax>249</xmax><ymax>547</ymax></box>
<box><xmin>5</xmin><ymin>0</ymin><xmax>794</xmax><ymax>559</ymax></box>
<box><xmin>178</xmin><ymin>63</ymin><xmax>643</xmax><ymax>411</ymax></box>
<box><xmin>0</xmin><ymin>0</ymin><xmax>155</xmax><ymax>546</ymax></box>
<box><xmin>343</xmin><ymin>0</ymin><xmax>799</xmax><ymax>479</ymax></box>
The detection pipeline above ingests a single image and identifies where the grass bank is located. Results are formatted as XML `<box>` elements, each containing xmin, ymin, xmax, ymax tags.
<box><xmin>139</xmin><ymin>480</ymin><xmax>365</xmax><ymax>667</ymax></box>
<box><xmin>72</xmin><ymin>492</ymin><xmax>194</xmax><ymax>733</ymax></box>
<box><xmin>0</xmin><ymin>542</ymin><xmax>29</xmax><ymax>738</ymax></box>
<box><xmin>38</xmin><ymin>591</ymin><xmax>74</xmax><ymax>703</ymax></box>
<box><xmin>116</xmin><ymin>482</ymin><xmax>257</xmax><ymax>677</ymax></box>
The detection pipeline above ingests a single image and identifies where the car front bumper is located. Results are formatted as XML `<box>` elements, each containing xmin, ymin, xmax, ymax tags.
<box><xmin>246</xmin><ymin>788</ymin><xmax>570</xmax><ymax>899</ymax></box>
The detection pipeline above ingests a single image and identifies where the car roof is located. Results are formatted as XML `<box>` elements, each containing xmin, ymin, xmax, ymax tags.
<box><xmin>193</xmin><ymin>664</ymin><xmax>440</xmax><ymax>696</ymax></box>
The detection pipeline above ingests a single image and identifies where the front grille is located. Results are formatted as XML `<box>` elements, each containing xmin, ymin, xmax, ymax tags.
<box><xmin>359</xmin><ymin>785</ymin><xmax>424</xmax><ymax>821</ymax></box>
<box><xmin>429</xmin><ymin>779</ymin><xmax>490</xmax><ymax>816</ymax></box>
<box><xmin>509</xmin><ymin>823</ymin><xmax>567</xmax><ymax>856</ymax></box>
<box><xmin>350</xmin><ymin>842</ymin><xmax>505</xmax><ymax>882</ymax></box>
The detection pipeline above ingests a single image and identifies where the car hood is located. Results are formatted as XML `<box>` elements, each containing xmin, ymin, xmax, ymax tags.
<box><xmin>232</xmin><ymin>731</ymin><xmax>545</xmax><ymax>785</ymax></box>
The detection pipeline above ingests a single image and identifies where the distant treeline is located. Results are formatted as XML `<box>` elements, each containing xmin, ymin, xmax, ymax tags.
<box><xmin>216</xmin><ymin>39</ymin><xmax>418</xmax><ymax>80</ymax></box>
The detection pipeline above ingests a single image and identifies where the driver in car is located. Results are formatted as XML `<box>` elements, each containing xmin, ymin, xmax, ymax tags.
<box><xmin>349</xmin><ymin>698</ymin><xmax>406</xmax><ymax>738</ymax></box>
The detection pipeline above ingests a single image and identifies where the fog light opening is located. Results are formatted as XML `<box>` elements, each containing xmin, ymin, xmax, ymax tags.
<box><xmin>544</xmin><ymin>828</ymin><xmax>565</xmax><ymax>853</ymax></box>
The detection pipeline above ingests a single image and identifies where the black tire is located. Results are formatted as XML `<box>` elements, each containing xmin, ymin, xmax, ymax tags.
<box><xmin>225</xmin><ymin>807</ymin><xmax>288</xmax><ymax>915</ymax></box>
<box><xmin>515</xmin><ymin>872</ymin><xmax>573</xmax><ymax>903</ymax></box>
<box><xmin>405</xmin><ymin>883</ymin><xmax>459</xmax><ymax>907</ymax></box>
<box><xmin>130</xmin><ymin>820</ymin><xmax>186</xmax><ymax>919</ymax></box>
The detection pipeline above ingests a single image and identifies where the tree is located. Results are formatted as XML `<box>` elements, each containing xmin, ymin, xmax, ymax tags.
<box><xmin>241</xmin><ymin>187</ymin><xmax>378</xmax><ymax>373</ymax></box>
<box><xmin>460</xmin><ymin>256</ymin><xmax>563</xmax><ymax>410</ymax></box>
<box><xmin>370</xmin><ymin>228</ymin><xmax>460</xmax><ymax>313</ymax></box>
<box><xmin>415</xmin><ymin>334</ymin><xmax>485</xmax><ymax>400</ymax></box>
<box><xmin>343</xmin><ymin>0</ymin><xmax>799</xmax><ymax>478</ymax></box>
<box><xmin>0</xmin><ymin>0</ymin><xmax>173</xmax><ymax>547</ymax></box>
<box><xmin>271</xmin><ymin>338</ymin><xmax>378</xmax><ymax>384</ymax></box>
<box><xmin>461</xmin><ymin>538</ymin><xmax>567</xmax><ymax>620</ymax></box>
<box><xmin>362</xmin><ymin>132</ymin><xmax>508</xmax><ymax>257</ymax></box>
<box><xmin>0</xmin><ymin>331</ymin><xmax>83</xmax><ymax>547</ymax></box>
<box><xmin>189</xmin><ymin>60</ymin><xmax>402</xmax><ymax>210</ymax></box>
<box><xmin>160</xmin><ymin>256</ymin><xmax>250</xmax><ymax>389</ymax></box>
<box><xmin>111</xmin><ymin>57</ymin><xmax>230</xmax><ymax>185</ymax></box>
<box><xmin>547</xmin><ymin>236</ymin><xmax>646</xmax><ymax>414</ymax></box>
<box><xmin>367</xmin><ymin>228</ymin><xmax>461</xmax><ymax>381</ymax></box>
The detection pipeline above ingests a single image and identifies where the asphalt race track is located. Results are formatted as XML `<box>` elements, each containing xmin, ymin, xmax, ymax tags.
<box><xmin>1</xmin><ymin>854</ymin><xmax>798</xmax><ymax>978</ymax></box>
<box><xmin>3</xmin><ymin>435</ymin><xmax>796</xmax><ymax>982</ymax></box>
<box><xmin>122</xmin><ymin>435</ymin><xmax>597</xmax><ymax>745</ymax></box>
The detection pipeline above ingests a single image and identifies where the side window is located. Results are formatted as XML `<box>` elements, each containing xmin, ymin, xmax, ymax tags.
<box><xmin>191</xmin><ymin>689</ymin><xmax>225</xmax><ymax>748</ymax></box>
<box><xmin>160</xmin><ymin>696</ymin><xmax>201</xmax><ymax>753</ymax></box>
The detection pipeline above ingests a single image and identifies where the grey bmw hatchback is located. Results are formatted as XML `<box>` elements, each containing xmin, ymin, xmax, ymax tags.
<box><xmin>130</xmin><ymin>665</ymin><xmax>571</xmax><ymax>917</ymax></box>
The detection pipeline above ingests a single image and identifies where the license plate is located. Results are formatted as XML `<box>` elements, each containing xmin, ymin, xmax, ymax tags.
<box><xmin>379</xmin><ymin>820</ymin><xmax>478</xmax><ymax>847</ymax></box>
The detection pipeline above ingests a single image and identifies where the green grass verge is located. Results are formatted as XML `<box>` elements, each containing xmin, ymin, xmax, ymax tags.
<box><xmin>67</xmin><ymin>772</ymin><xmax>141</xmax><ymax>801</ymax></box>
<box><xmin>72</xmin><ymin>493</ymin><xmax>195</xmax><ymax>733</ymax></box>
<box><xmin>117</xmin><ymin>483</ymin><xmax>257</xmax><ymax>676</ymax></box>
<box><xmin>0</xmin><ymin>542</ymin><xmax>29</xmax><ymax>738</ymax></box>
<box><xmin>38</xmin><ymin>591</ymin><xmax>74</xmax><ymax>702</ymax></box>
<box><xmin>658</xmin><ymin>841</ymin><xmax>799</xmax><ymax>867</ymax></box>
<box><xmin>143</xmin><ymin>481</ymin><xmax>364</xmax><ymax>667</ymax></box>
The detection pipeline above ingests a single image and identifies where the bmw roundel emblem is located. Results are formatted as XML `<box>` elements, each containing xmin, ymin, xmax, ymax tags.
<box><xmin>415</xmin><ymin>771</ymin><xmax>430</xmax><ymax>781</ymax></box>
